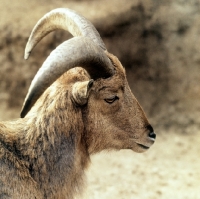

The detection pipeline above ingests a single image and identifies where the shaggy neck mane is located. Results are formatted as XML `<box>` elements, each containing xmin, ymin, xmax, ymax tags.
<box><xmin>0</xmin><ymin>86</ymin><xmax>89</xmax><ymax>198</ymax></box>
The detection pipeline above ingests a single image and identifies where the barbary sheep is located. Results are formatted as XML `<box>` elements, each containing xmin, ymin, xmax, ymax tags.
<box><xmin>0</xmin><ymin>8</ymin><xmax>156</xmax><ymax>199</ymax></box>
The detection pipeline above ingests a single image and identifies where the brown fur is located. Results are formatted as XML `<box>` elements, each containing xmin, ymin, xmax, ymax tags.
<box><xmin>0</xmin><ymin>52</ymin><xmax>154</xmax><ymax>199</ymax></box>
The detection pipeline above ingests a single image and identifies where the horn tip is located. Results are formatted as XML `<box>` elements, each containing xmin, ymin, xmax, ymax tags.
<box><xmin>24</xmin><ymin>41</ymin><xmax>32</xmax><ymax>59</ymax></box>
<box><xmin>20</xmin><ymin>103</ymin><xmax>28</xmax><ymax>118</ymax></box>
<box><xmin>20</xmin><ymin>109</ymin><xmax>25</xmax><ymax>118</ymax></box>
<box><xmin>24</xmin><ymin>51</ymin><xmax>30</xmax><ymax>60</ymax></box>
<box><xmin>20</xmin><ymin>98</ymin><xmax>31</xmax><ymax>118</ymax></box>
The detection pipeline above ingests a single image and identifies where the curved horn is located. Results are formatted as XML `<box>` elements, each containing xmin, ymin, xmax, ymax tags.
<box><xmin>25</xmin><ymin>8</ymin><xmax>106</xmax><ymax>59</ymax></box>
<box><xmin>21</xmin><ymin>37</ymin><xmax>114</xmax><ymax>118</ymax></box>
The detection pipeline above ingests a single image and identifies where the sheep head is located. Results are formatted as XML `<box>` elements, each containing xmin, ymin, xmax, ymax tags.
<box><xmin>21</xmin><ymin>8</ymin><xmax>156</xmax><ymax>153</ymax></box>
<box><xmin>76</xmin><ymin>52</ymin><xmax>155</xmax><ymax>154</ymax></box>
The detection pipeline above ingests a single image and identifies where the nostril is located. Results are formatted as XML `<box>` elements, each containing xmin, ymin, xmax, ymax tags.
<box><xmin>146</xmin><ymin>125</ymin><xmax>156</xmax><ymax>139</ymax></box>
<box><xmin>149</xmin><ymin>131</ymin><xmax>156</xmax><ymax>139</ymax></box>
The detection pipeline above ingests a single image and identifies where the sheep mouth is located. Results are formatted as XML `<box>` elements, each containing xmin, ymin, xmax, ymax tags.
<box><xmin>136</xmin><ymin>143</ymin><xmax>150</xmax><ymax>150</ymax></box>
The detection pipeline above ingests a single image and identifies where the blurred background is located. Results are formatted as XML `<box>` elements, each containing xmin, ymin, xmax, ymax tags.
<box><xmin>0</xmin><ymin>0</ymin><xmax>199</xmax><ymax>198</ymax></box>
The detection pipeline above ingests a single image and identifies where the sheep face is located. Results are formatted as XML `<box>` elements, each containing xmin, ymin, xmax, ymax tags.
<box><xmin>81</xmin><ymin>53</ymin><xmax>156</xmax><ymax>154</ymax></box>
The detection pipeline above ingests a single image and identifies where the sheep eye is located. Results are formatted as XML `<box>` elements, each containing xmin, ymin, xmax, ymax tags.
<box><xmin>104</xmin><ymin>96</ymin><xmax>119</xmax><ymax>104</ymax></box>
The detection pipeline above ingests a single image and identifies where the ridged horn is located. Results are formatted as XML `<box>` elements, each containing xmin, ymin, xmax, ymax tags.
<box><xmin>24</xmin><ymin>8</ymin><xmax>106</xmax><ymax>59</ymax></box>
<box><xmin>21</xmin><ymin>36</ymin><xmax>114</xmax><ymax>118</ymax></box>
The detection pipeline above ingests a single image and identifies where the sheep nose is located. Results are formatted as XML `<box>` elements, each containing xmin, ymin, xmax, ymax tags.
<box><xmin>146</xmin><ymin>125</ymin><xmax>156</xmax><ymax>139</ymax></box>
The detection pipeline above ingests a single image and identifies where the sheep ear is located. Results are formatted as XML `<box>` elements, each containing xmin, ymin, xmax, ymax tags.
<box><xmin>72</xmin><ymin>79</ymin><xmax>94</xmax><ymax>105</ymax></box>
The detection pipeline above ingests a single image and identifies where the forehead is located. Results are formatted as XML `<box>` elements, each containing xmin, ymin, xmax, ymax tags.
<box><xmin>94</xmin><ymin>59</ymin><xmax>126</xmax><ymax>91</ymax></box>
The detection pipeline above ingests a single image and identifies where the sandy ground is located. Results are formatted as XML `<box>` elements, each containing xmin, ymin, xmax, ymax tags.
<box><xmin>82</xmin><ymin>128</ymin><xmax>200</xmax><ymax>199</ymax></box>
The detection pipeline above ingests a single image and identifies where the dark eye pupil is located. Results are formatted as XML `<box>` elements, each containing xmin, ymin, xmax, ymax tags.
<box><xmin>105</xmin><ymin>96</ymin><xmax>119</xmax><ymax>104</ymax></box>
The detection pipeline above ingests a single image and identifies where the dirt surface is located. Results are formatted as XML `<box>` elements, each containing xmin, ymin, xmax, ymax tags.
<box><xmin>82</xmin><ymin>129</ymin><xmax>200</xmax><ymax>199</ymax></box>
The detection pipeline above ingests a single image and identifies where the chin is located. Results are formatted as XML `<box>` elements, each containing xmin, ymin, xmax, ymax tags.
<box><xmin>132</xmin><ymin>143</ymin><xmax>151</xmax><ymax>153</ymax></box>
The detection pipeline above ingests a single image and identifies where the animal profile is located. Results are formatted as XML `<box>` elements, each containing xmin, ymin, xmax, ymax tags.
<box><xmin>0</xmin><ymin>8</ymin><xmax>156</xmax><ymax>199</ymax></box>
